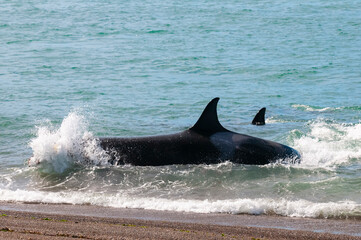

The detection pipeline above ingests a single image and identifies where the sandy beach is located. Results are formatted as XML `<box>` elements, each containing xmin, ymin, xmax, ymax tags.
<box><xmin>0</xmin><ymin>202</ymin><xmax>360</xmax><ymax>240</ymax></box>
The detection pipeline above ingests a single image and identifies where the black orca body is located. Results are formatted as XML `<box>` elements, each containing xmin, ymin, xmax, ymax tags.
<box><xmin>99</xmin><ymin>98</ymin><xmax>300</xmax><ymax>166</ymax></box>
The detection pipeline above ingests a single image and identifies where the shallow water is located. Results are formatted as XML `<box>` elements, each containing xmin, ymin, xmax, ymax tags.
<box><xmin>1</xmin><ymin>0</ymin><xmax>361</xmax><ymax>219</ymax></box>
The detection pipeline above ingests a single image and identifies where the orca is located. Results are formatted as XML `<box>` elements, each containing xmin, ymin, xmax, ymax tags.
<box><xmin>252</xmin><ymin>107</ymin><xmax>266</xmax><ymax>125</ymax></box>
<box><xmin>99</xmin><ymin>98</ymin><xmax>300</xmax><ymax>166</ymax></box>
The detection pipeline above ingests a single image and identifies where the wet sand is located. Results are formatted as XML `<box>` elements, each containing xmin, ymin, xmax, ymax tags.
<box><xmin>0</xmin><ymin>202</ymin><xmax>360</xmax><ymax>239</ymax></box>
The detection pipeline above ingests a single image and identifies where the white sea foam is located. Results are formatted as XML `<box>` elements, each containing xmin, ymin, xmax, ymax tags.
<box><xmin>0</xmin><ymin>189</ymin><xmax>359</xmax><ymax>218</ymax></box>
<box><xmin>294</xmin><ymin>120</ymin><xmax>361</xmax><ymax>168</ymax></box>
<box><xmin>292</xmin><ymin>104</ymin><xmax>341</xmax><ymax>112</ymax></box>
<box><xmin>28</xmin><ymin>112</ymin><xmax>110</xmax><ymax>173</ymax></box>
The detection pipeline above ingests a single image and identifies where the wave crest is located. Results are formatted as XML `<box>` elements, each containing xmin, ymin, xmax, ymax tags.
<box><xmin>0</xmin><ymin>188</ymin><xmax>359</xmax><ymax>219</ymax></box>
<box><xmin>294</xmin><ymin>120</ymin><xmax>361</xmax><ymax>168</ymax></box>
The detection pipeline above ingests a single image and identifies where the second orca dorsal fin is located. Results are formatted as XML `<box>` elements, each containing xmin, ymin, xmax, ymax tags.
<box><xmin>252</xmin><ymin>107</ymin><xmax>266</xmax><ymax>125</ymax></box>
<box><xmin>190</xmin><ymin>98</ymin><xmax>228</xmax><ymax>135</ymax></box>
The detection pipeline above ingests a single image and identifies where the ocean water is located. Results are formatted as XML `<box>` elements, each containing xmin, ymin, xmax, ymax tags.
<box><xmin>1</xmin><ymin>0</ymin><xmax>361</xmax><ymax>219</ymax></box>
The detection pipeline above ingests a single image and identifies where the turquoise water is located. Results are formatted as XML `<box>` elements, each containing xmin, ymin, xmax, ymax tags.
<box><xmin>1</xmin><ymin>0</ymin><xmax>361</xmax><ymax>218</ymax></box>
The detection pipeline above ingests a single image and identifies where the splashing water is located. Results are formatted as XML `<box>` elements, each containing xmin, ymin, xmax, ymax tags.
<box><xmin>28</xmin><ymin>113</ymin><xmax>361</xmax><ymax>172</ymax></box>
<box><xmin>294</xmin><ymin>120</ymin><xmax>361</xmax><ymax>168</ymax></box>
<box><xmin>28</xmin><ymin>112</ymin><xmax>110</xmax><ymax>173</ymax></box>
<box><xmin>19</xmin><ymin>113</ymin><xmax>361</xmax><ymax>219</ymax></box>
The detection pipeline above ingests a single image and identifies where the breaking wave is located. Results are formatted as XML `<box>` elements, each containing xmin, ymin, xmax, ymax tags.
<box><xmin>0</xmin><ymin>188</ymin><xmax>359</xmax><ymax>219</ymax></box>
<box><xmin>293</xmin><ymin>119</ymin><xmax>361</xmax><ymax>168</ymax></box>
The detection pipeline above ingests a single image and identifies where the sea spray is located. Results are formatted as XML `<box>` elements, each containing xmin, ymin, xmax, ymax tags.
<box><xmin>28</xmin><ymin>112</ymin><xmax>110</xmax><ymax>173</ymax></box>
<box><xmin>293</xmin><ymin>119</ymin><xmax>361</xmax><ymax>168</ymax></box>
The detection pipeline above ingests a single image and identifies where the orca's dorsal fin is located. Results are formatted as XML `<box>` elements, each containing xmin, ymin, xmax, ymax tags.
<box><xmin>252</xmin><ymin>107</ymin><xmax>266</xmax><ymax>125</ymax></box>
<box><xmin>190</xmin><ymin>98</ymin><xmax>228</xmax><ymax>135</ymax></box>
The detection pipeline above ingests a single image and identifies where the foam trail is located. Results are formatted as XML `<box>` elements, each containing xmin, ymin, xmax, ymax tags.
<box><xmin>28</xmin><ymin>112</ymin><xmax>110</xmax><ymax>173</ymax></box>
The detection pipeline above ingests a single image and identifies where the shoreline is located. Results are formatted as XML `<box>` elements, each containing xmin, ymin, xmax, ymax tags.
<box><xmin>0</xmin><ymin>202</ymin><xmax>360</xmax><ymax>239</ymax></box>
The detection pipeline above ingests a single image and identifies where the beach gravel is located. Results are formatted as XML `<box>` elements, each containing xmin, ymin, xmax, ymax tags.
<box><xmin>1</xmin><ymin>208</ymin><xmax>360</xmax><ymax>240</ymax></box>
